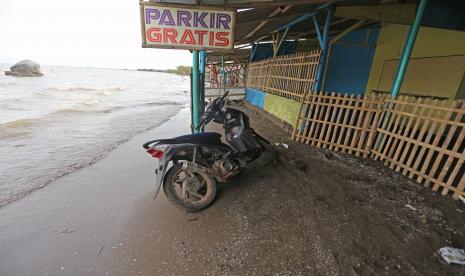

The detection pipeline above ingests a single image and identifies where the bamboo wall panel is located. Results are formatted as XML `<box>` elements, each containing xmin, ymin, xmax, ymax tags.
<box><xmin>246</xmin><ymin>50</ymin><xmax>321</xmax><ymax>100</ymax></box>
<box><xmin>265</xmin><ymin>50</ymin><xmax>320</xmax><ymax>101</ymax></box>
<box><xmin>247</xmin><ymin>59</ymin><xmax>269</xmax><ymax>90</ymax></box>
<box><xmin>372</xmin><ymin>97</ymin><xmax>465</xmax><ymax>199</ymax></box>
<box><xmin>246</xmin><ymin>50</ymin><xmax>465</xmax><ymax>200</ymax></box>
<box><xmin>292</xmin><ymin>92</ymin><xmax>386</xmax><ymax>157</ymax></box>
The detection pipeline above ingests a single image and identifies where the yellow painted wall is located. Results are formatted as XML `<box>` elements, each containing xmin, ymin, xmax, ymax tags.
<box><xmin>457</xmin><ymin>69</ymin><xmax>465</xmax><ymax>99</ymax></box>
<box><xmin>263</xmin><ymin>94</ymin><xmax>301</xmax><ymax>127</ymax></box>
<box><xmin>366</xmin><ymin>23</ymin><xmax>465</xmax><ymax>98</ymax></box>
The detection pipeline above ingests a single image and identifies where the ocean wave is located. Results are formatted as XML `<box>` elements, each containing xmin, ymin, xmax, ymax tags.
<box><xmin>45</xmin><ymin>85</ymin><xmax>125</xmax><ymax>92</ymax></box>
<box><xmin>51</xmin><ymin>100</ymin><xmax>184</xmax><ymax>115</ymax></box>
<box><xmin>0</xmin><ymin>130</ymin><xmax>30</xmax><ymax>140</ymax></box>
<box><xmin>0</xmin><ymin>105</ymin><xmax>184</xmax><ymax>207</ymax></box>
<box><xmin>1</xmin><ymin>118</ymin><xmax>45</xmax><ymax>129</ymax></box>
<box><xmin>0</xmin><ymin>102</ymin><xmax>26</xmax><ymax>111</ymax></box>
<box><xmin>0</xmin><ymin>118</ymin><xmax>46</xmax><ymax>139</ymax></box>
<box><xmin>0</xmin><ymin>101</ymin><xmax>183</xmax><ymax>138</ymax></box>
<box><xmin>0</xmin><ymin>80</ymin><xmax>13</xmax><ymax>86</ymax></box>
<box><xmin>129</xmin><ymin>100</ymin><xmax>184</xmax><ymax>108</ymax></box>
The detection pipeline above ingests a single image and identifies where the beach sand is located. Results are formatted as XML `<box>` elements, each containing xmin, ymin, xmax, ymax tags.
<box><xmin>1</xmin><ymin>103</ymin><xmax>464</xmax><ymax>276</ymax></box>
<box><xmin>0</xmin><ymin>108</ymin><xmax>193</xmax><ymax>276</ymax></box>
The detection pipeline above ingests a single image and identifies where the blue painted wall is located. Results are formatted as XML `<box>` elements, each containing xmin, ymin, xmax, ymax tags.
<box><xmin>245</xmin><ymin>88</ymin><xmax>265</xmax><ymax>108</ymax></box>
<box><xmin>251</xmin><ymin>42</ymin><xmax>296</xmax><ymax>62</ymax></box>
<box><xmin>323</xmin><ymin>27</ymin><xmax>379</xmax><ymax>95</ymax></box>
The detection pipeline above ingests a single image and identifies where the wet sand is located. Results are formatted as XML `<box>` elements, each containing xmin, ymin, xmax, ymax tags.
<box><xmin>1</xmin><ymin>103</ymin><xmax>465</xmax><ymax>276</ymax></box>
<box><xmin>0</xmin><ymin>108</ymin><xmax>192</xmax><ymax>276</ymax></box>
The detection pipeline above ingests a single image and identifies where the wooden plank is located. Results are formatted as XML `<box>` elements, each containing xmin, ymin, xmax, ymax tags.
<box><xmin>389</xmin><ymin>109</ymin><xmax>465</xmax><ymax>128</ymax></box>
<box><xmin>371</xmin><ymin>151</ymin><xmax>465</xmax><ymax>197</ymax></box>
<box><xmin>429</xmin><ymin>103</ymin><xmax>463</xmax><ymax>191</ymax></box>
<box><xmin>357</xmin><ymin>94</ymin><xmax>375</xmax><ymax>156</ymax></box>
<box><xmin>306</xmin><ymin>93</ymin><xmax>384</xmax><ymax>104</ymax></box>
<box><xmin>384</xmin><ymin>96</ymin><xmax>412</xmax><ymax>166</ymax></box>
<box><xmin>390</xmin><ymin>99</ymin><xmax>465</xmax><ymax>115</ymax></box>
<box><xmin>351</xmin><ymin>95</ymin><xmax>368</xmax><ymax>155</ymax></box>
<box><xmin>453</xmin><ymin>176</ymin><xmax>465</xmax><ymax>199</ymax></box>
<box><xmin>297</xmin><ymin>101</ymin><xmax>380</xmax><ymax>112</ymax></box>
<box><xmin>246</xmin><ymin>50</ymin><xmax>321</xmax><ymax>100</ymax></box>
<box><xmin>394</xmin><ymin>98</ymin><xmax>430</xmax><ymax>173</ymax></box>
<box><xmin>402</xmin><ymin>99</ymin><xmax>438</xmax><ymax>176</ymax></box>
<box><xmin>316</xmin><ymin>92</ymin><xmax>336</xmax><ymax>148</ymax></box>
<box><xmin>289</xmin><ymin>86</ymin><xmax>464</xmax><ymax>200</ymax></box>
<box><xmin>306</xmin><ymin>92</ymin><xmax>324</xmax><ymax>145</ymax></box>
<box><xmin>270</xmin><ymin>62</ymin><xmax>320</xmax><ymax>67</ymax></box>
<box><xmin>374</xmin><ymin>128</ymin><xmax>465</xmax><ymax>160</ymax></box>
<box><xmin>291</xmin><ymin>69</ymin><xmax>308</xmax><ymax>141</ymax></box>
<box><xmin>342</xmin><ymin>95</ymin><xmax>361</xmax><ymax>153</ymax></box>
<box><xmin>417</xmin><ymin>102</ymin><xmax>454</xmax><ymax>185</ymax></box>
<box><xmin>295</xmin><ymin>118</ymin><xmax>372</xmax><ymax>131</ymax></box>
<box><xmin>440</xmin><ymin>122</ymin><xmax>465</xmax><ymax>196</ymax></box>
<box><xmin>329</xmin><ymin>93</ymin><xmax>349</xmax><ymax>151</ymax></box>
<box><xmin>374</xmin><ymin>101</ymin><xmax>395</xmax><ymax>161</ymax></box>
<box><xmin>311</xmin><ymin>92</ymin><xmax>328</xmax><ymax>147</ymax></box>
<box><xmin>300</xmin><ymin>94</ymin><xmax>316</xmax><ymax>143</ymax></box>
<box><xmin>323</xmin><ymin>93</ymin><xmax>343</xmax><ymax>149</ymax></box>
<box><xmin>379</xmin><ymin>96</ymin><xmax>407</xmax><ymax>163</ymax></box>
<box><xmin>335</xmin><ymin>94</ymin><xmax>354</xmax><ymax>152</ymax></box>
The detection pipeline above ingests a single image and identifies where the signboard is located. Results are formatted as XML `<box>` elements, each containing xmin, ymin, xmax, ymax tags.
<box><xmin>140</xmin><ymin>3</ymin><xmax>236</xmax><ymax>51</ymax></box>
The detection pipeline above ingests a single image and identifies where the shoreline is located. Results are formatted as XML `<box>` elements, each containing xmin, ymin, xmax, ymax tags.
<box><xmin>0</xmin><ymin>108</ymin><xmax>191</xmax><ymax>276</ymax></box>
<box><xmin>0</xmin><ymin>105</ymin><xmax>184</xmax><ymax>209</ymax></box>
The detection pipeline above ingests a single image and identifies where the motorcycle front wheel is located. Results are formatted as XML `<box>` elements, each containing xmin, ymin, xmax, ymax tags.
<box><xmin>163</xmin><ymin>163</ymin><xmax>217</xmax><ymax>212</ymax></box>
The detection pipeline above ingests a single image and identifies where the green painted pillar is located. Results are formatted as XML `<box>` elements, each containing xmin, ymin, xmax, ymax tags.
<box><xmin>192</xmin><ymin>50</ymin><xmax>200</xmax><ymax>133</ymax></box>
<box><xmin>390</xmin><ymin>0</ymin><xmax>428</xmax><ymax>98</ymax></box>
<box><xmin>375</xmin><ymin>0</ymin><xmax>428</xmax><ymax>149</ymax></box>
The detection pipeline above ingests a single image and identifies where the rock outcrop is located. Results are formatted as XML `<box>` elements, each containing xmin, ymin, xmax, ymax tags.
<box><xmin>5</xmin><ymin>60</ymin><xmax>43</xmax><ymax>77</ymax></box>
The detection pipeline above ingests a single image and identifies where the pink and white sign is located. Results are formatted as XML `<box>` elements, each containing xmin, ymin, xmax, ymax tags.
<box><xmin>140</xmin><ymin>3</ymin><xmax>236</xmax><ymax>51</ymax></box>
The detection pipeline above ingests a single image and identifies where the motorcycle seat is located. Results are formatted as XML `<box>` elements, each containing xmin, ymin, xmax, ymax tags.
<box><xmin>171</xmin><ymin>132</ymin><xmax>222</xmax><ymax>145</ymax></box>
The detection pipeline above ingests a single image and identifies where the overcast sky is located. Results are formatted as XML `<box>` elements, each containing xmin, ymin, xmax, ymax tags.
<box><xmin>0</xmin><ymin>0</ymin><xmax>192</xmax><ymax>69</ymax></box>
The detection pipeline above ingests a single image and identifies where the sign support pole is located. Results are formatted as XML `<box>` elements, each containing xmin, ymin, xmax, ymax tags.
<box><xmin>199</xmin><ymin>50</ymin><xmax>206</xmax><ymax>116</ymax></box>
<box><xmin>192</xmin><ymin>50</ymin><xmax>200</xmax><ymax>133</ymax></box>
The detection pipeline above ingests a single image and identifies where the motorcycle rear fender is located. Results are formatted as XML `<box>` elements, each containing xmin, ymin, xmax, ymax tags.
<box><xmin>152</xmin><ymin>143</ymin><xmax>198</xmax><ymax>198</ymax></box>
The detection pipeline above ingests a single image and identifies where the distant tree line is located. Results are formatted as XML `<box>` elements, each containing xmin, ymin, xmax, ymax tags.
<box><xmin>137</xmin><ymin>65</ymin><xmax>191</xmax><ymax>76</ymax></box>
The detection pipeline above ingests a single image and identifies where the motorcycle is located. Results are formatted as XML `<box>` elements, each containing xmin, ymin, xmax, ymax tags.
<box><xmin>142</xmin><ymin>90</ymin><xmax>269</xmax><ymax>212</ymax></box>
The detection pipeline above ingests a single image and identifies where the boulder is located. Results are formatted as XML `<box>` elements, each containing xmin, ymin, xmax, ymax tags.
<box><xmin>5</xmin><ymin>60</ymin><xmax>43</xmax><ymax>77</ymax></box>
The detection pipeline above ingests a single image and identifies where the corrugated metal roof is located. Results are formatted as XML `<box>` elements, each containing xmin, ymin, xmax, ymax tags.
<box><xmin>148</xmin><ymin>0</ymin><xmax>334</xmax><ymax>8</ymax></box>
<box><xmin>142</xmin><ymin>0</ymin><xmax>416</xmax><ymax>46</ymax></box>
<box><xmin>206</xmin><ymin>48</ymin><xmax>250</xmax><ymax>63</ymax></box>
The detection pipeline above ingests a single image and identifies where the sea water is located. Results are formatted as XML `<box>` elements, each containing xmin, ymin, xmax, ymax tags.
<box><xmin>0</xmin><ymin>64</ymin><xmax>189</xmax><ymax>207</ymax></box>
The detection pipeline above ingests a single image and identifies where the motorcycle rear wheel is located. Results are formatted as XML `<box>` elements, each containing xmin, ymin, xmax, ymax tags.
<box><xmin>163</xmin><ymin>163</ymin><xmax>217</xmax><ymax>212</ymax></box>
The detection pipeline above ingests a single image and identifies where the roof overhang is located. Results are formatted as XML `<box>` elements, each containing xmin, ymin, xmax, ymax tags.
<box><xmin>142</xmin><ymin>1</ymin><xmax>421</xmax><ymax>46</ymax></box>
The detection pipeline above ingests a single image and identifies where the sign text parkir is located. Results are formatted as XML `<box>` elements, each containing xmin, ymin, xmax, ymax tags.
<box><xmin>140</xmin><ymin>3</ymin><xmax>236</xmax><ymax>51</ymax></box>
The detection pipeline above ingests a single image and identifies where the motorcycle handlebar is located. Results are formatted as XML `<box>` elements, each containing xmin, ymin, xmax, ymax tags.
<box><xmin>195</xmin><ymin>90</ymin><xmax>229</xmax><ymax>130</ymax></box>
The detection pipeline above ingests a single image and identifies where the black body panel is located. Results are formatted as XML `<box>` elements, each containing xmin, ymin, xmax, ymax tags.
<box><xmin>223</xmin><ymin>108</ymin><xmax>262</xmax><ymax>153</ymax></box>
